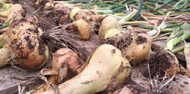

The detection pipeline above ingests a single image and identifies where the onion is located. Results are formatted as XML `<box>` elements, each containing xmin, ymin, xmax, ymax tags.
<box><xmin>8</xmin><ymin>16</ymin><xmax>49</xmax><ymax>69</ymax></box>
<box><xmin>121</xmin><ymin>32</ymin><xmax>152</xmax><ymax>65</ymax></box>
<box><xmin>40</xmin><ymin>44</ymin><xmax>131</xmax><ymax>94</ymax></box>
<box><xmin>31</xmin><ymin>48</ymin><xmax>81</xmax><ymax>94</ymax></box>
<box><xmin>148</xmin><ymin>49</ymin><xmax>179</xmax><ymax>77</ymax></box>
<box><xmin>63</xmin><ymin>19</ymin><xmax>91</xmax><ymax>40</ymax></box>
<box><xmin>51</xmin><ymin>48</ymin><xmax>81</xmax><ymax>81</ymax></box>
<box><xmin>0</xmin><ymin>33</ymin><xmax>10</xmax><ymax>67</ymax></box>
<box><xmin>0</xmin><ymin>3</ymin><xmax>25</xmax><ymax>21</ymax></box>
<box><xmin>70</xmin><ymin>7</ymin><xmax>102</xmax><ymax>21</ymax></box>
<box><xmin>99</xmin><ymin>16</ymin><xmax>151</xmax><ymax>65</ymax></box>
<box><xmin>53</xmin><ymin>3</ymin><xmax>70</xmax><ymax>24</ymax></box>
<box><xmin>98</xmin><ymin>15</ymin><xmax>125</xmax><ymax>42</ymax></box>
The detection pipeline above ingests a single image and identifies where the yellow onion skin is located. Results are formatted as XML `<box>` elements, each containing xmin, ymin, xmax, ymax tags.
<box><xmin>122</xmin><ymin>32</ymin><xmax>151</xmax><ymax>65</ymax></box>
<box><xmin>98</xmin><ymin>15</ymin><xmax>123</xmax><ymax>42</ymax></box>
<box><xmin>40</xmin><ymin>44</ymin><xmax>131</xmax><ymax>94</ymax></box>
<box><xmin>8</xmin><ymin>16</ymin><xmax>49</xmax><ymax>69</ymax></box>
<box><xmin>0</xmin><ymin>34</ymin><xmax>10</xmax><ymax>67</ymax></box>
<box><xmin>0</xmin><ymin>4</ymin><xmax>25</xmax><ymax>20</ymax></box>
<box><xmin>53</xmin><ymin>3</ymin><xmax>70</xmax><ymax>24</ymax></box>
<box><xmin>51</xmin><ymin>48</ymin><xmax>82</xmax><ymax>81</ymax></box>
<box><xmin>74</xmin><ymin>19</ymin><xmax>91</xmax><ymax>40</ymax></box>
<box><xmin>70</xmin><ymin>7</ymin><xmax>102</xmax><ymax>21</ymax></box>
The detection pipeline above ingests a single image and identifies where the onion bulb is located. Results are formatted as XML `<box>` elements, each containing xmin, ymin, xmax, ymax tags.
<box><xmin>148</xmin><ymin>49</ymin><xmax>179</xmax><ymax>77</ymax></box>
<box><xmin>98</xmin><ymin>15</ymin><xmax>125</xmax><ymax>41</ymax></box>
<box><xmin>0</xmin><ymin>33</ymin><xmax>10</xmax><ymax>67</ymax></box>
<box><xmin>63</xmin><ymin>19</ymin><xmax>91</xmax><ymax>40</ymax></box>
<box><xmin>31</xmin><ymin>48</ymin><xmax>81</xmax><ymax>94</ymax></box>
<box><xmin>121</xmin><ymin>32</ymin><xmax>152</xmax><ymax>65</ymax></box>
<box><xmin>70</xmin><ymin>7</ymin><xmax>102</xmax><ymax>21</ymax></box>
<box><xmin>0</xmin><ymin>3</ymin><xmax>25</xmax><ymax>21</ymax></box>
<box><xmin>8</xmin><ymin>16</ymin><xmax>49</xmax><ymax>69</ymax></box>
<box><xmin>40</xmin><ymin>44</ymin><xmax>131</xmax><ymax>94</ymax></box>
<box><xmin>42</xmin><ymin>48</ymin><xmax>82</xmax><ymax>81</ymax></box>
<box><xmin>53</xmin><ymin>3</ymin><xmax>70</xmax><ymax>24</ymax></box>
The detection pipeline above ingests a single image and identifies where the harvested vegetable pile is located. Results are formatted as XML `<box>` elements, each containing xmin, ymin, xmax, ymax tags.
<box><xmin>0</xmin><ymin>0</ymin><xmax>190</xmax><ymax>94</ymax></box>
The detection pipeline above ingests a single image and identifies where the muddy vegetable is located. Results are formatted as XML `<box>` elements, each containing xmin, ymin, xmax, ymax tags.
<box><xmin>99</xmin><ymin>15</ymin><xmax>124</xmax><ymax>41</ymax></box>
<box><xmin>33</xmin><ymin>48</ymin><xmax>81</xmax><ymax>93</ymax></box>
<box><xmin>8</xmin><ymin>16</ymin><xmax>49</xmax><ymax>69</ymax></box>
<box><xmin>40</xmin><ymin>44</ymin><xmax>131</xmax><ymax>94</ymax></box>
<box><xmin>70</xmin><ymin>7</ymin><xmax>102</xmax><ymax>21</ymax></box>
<box><xmin>148</xmin><ymin>50</ymin><xmax>179</xmax><ymax>77</ymax></box>
<box><xmin>121</xmin><ymin>32</ymin><xmax>152</xmax><ymax>65</ymax></box>
<box><xmin>53</xmin><ymin>3</ymin><xmax>70</xmax><ymax>24</ymax></box>
<box><xmin>32</xmin><ymin>48</ymin><xmax>81</xmax><ymax>94</ymax></box>
<box><xmin>42</xmin><ymin>48</ymin><xmax>81</xmax><ymax>81</ymax></box>
<box><xmin>63</xmin><ymin>19</ymin><xmax>91</xmax><ymax>40</ymax></box>
<box><xmin>0</xmin><ymin>34</ymin><xmax>10</xmax><ymax>67</ymax></box>
<box><xmin>99</xmin><ymin>16</ymin><xmax>152</xmax><ymax>65</ymax></box>
<box><xmin>0</xmin><ymin>3</ymin><xmax>25</xmax><ymax>21</ymax></box>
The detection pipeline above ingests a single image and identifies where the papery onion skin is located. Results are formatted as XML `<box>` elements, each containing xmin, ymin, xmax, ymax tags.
<box><xmin>53</xmin><ymin>3</ymin><xmax>70</xmax><ymax>24</ymax></box>
<box><xmin>74</xmin><ymin>19</ymin><xmax>91</xmax><ymax>40</ymax></box>
<box><xmin>52</xmin><ymin>48</ymin><xmax>81</xmax><ymax>75</ymax></box>
<box><xmin>98</xmin><ymin>16</ymin><xmax>122</xmax><ymax>41</ymax></box>
<box><xmin>9</xmin><ymin>16</ymin><xmax>49</xmax><ymax>69</ymax></box>
<box><xmin>0</xmin><ymin>34</ymin><xmax>10</xmax><ymax>67</ymax></box>
<box><xmin>122</xmin><ymin>32</ymin><xmax>152</xmax><ymax>65</ymax></box>
<box><xmin>40</xmin><ymin>44</ymin><xmax>131</xmax><ymax>94</ymax></box>
<box><xmin>0</xmin><ymin>4</ymin><xmax>25</xmax><ymax>19</ymax></box>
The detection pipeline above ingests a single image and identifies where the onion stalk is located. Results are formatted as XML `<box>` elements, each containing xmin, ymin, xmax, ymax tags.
<box><xmin>165</xmin><ymin>23</ymin><xmax>190</xmax><ymax>51</ymax></box>
<box><xmin>40</xmin><ymin>44</ymin><xmax>131</xmax><ymax>94</ymax></box>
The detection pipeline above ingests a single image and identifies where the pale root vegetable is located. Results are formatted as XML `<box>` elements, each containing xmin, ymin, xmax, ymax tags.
<box><xmin>70</xmin><ymin>7</ymin><xmax>102</xmax><ymax>21</ymax></box>
<box><xmin>0</xmin><ymin>3</ymin><xmax>25</xmax><ymax>21</ymax></box>
<box><xmin>63</xmin><ymin>19</ymin><xmax>91</xmax><ymax>40</ymax></box>
<box><xmin>0</xmin><ymin>34</ymin><xmax>10</xmax><ymax>67</ymax></box>
<box><xmin>41</xmin><ymin>44</ymin><xmax>131</xmax><ymax>94</ymax></box>
<box><xmin>99</xmin><ymin>15</ymin><xmax>152</xmax><ymax>65</ymax></box>
<box><xmin>149</xmin><ymin>50</ymin><xmax>179</xmax><ymax>77</ymax></box>
<box><xmin>53</xmin><ymin>3</ymin><xmax>70</xmax><ymax>24</ymax></box>
<box><xmin>42</xmin><ymin>48</ymin><xmax>82</xmax><ymax>81</ymax></box>
<box><xmin>8</xmin><ymin>16</ymin><xmax>49</xmax><ymax>69</ymax></box>
<box><xmin>121</xmin><ymin>32</ymin><xmax>152</xmax><ymax>65</ymax></box>
<box><xmin>99</xmin><ymin>15</ymin><xmax>124</xmax><ymax>41</ymax></box>
<box><xmin>31</xmin><ymin>48</ymin><xmax>82</xmax><ymax>94</ymax></box>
